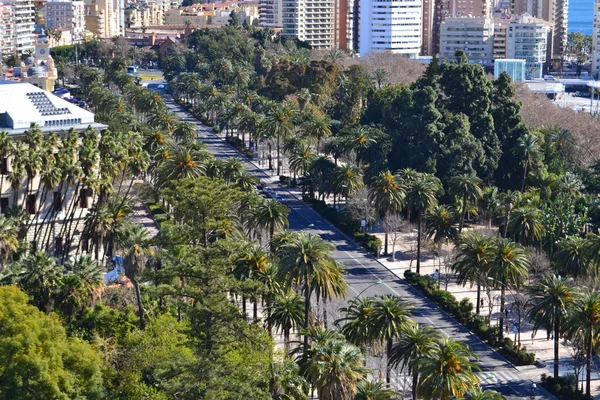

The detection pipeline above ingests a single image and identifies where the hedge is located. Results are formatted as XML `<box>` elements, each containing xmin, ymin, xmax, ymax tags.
<box><xmin>541</xmin><ymin>374</ymin><xmax>586</xmax><ymax>400</ymax></box>
<box><xmin>404</xmin><ymin>270</ymin><xmax>536</xmax><ymax>365</ymax></box>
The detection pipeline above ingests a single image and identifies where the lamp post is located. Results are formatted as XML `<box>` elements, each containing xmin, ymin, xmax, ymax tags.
<box><xmin>356</xmin><ymin>280</ymin><xmax>383</xmax><ymax>298</ymax></box>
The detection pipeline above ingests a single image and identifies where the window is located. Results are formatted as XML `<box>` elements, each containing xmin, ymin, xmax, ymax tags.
<box><xmin>78</xmin><ymin>188</ymin><xmax>90</xmax><ymax>209</ymax></box>
<box><xmin>26</xmin><ymin>194</ymin><xmax>36</xmax><ymax>215</ymax></box>
<box><xmin>0</xmin><ymin>197</ymin><xmax>9</xmax><ymax>214</ymax></box>
<box><xmin>53</xmin><ymin>191</ymin><xmax>62</xmax><ymax>211</ymax></box>
<box><xmin>0</xmin><ymin>157</ymin><xmax>8</xmax><ymax>174</ymax></box>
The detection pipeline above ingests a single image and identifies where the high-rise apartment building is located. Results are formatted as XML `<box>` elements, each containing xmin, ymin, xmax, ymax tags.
<box><xmin>422</xmin><ymin>0</ymin><xmax>491</xmax><ymax>55</ymax></box>
<box><xmin>44</xmin><ymin>0</ymin><xmax>85</xmax><ymax>40</ymax></box>
<box><xmin>510</xmin><ymin>0</ymin><xmax>567</xmax><ymax>66</ymax></box>
<box><xmin>506</xmin><ymin>13</ymin><xmax>551</xmax><ymax>78</ymax></box>
<box><xmin>259</xmin><ymin>0</ymin><xmax>282</xmax><ymax>27</ymax></box>
<box><xmin>281</xmin><ymin>0</ymin><xmax>335</xmax><ymax>49</ymax></box>
<box><xmin>0</xmin><ymin>4</ymin><xmax>15</xmax><ymax>56</ymax></box>
<box><xmin>84</xmin><ymin>0</ymin><xmax>120</xmax><ymax>37</ymax></box>
<box><xmin>439</xmin><ymin>17</ymin><xmax>494</xmax><ymax>66</ymax></box>
<box><xmin>357</xmin><ymin>0</ymin><xmax>421</xmax><ymax>57</ymax></box>
<box><xmin>3</xmin><ymin>0</ymin><xmax>34</xmax><ymax>54</ymax></box>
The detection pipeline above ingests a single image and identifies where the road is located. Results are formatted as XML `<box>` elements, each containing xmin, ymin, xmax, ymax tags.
<box><xmin>162</xmin><ymin>95</ymin><xmax>551</xmax><ymax>399</ymax></box>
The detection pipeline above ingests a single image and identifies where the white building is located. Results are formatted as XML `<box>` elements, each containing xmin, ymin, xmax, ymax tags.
<box><xmin>358</xmin><ymin>0</ymin><xmax>422</xmax><ymax>57</ymax></box>
<box><xmin>506</xmin><ymin>13</ymin><xmax>551</xmax><ymax>79</ymax></box>
<box><xmin>259</xmin><ymin>0</ymin><xmax>282</xmax><ymax>27</ymax></box>
<box><xmin>281</xmin><ymin>0</ymin><xmax>335</xmax><ymax>49</ymax></box>
<box><xmin>0</xmin><ymin>4</ymin><xmax>15</xmax><ymax>56</ymax></box>
<box><xmin>3</xmin><ymin>0</ymin><xmax>35</xmax><ymax>54</ymax></box>
<box><xmin>439</xmin><ymin>17</ymin><xmax>494</xmax><ymax>67</ymax></box>
<box><xmin>44</xmin><ymin>0</ymin><xmax>85</xmax><ymax>41</ymax></box>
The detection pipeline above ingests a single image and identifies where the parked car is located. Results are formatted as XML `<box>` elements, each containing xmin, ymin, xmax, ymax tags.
<box><xmin>544</xmin><ymin>75</ymin><xmax>556</xmax><ymax>81</ymax></box>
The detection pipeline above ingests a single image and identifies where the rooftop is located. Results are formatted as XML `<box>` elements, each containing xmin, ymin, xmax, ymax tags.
<box><xmin>0</xmin><ymin>81</ymin><xmax>107</xmax><ymax>135</ymax></box>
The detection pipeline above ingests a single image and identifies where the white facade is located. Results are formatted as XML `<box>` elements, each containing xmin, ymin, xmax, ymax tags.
<box><xmin>439</xmin><ymin>17</ymin><xmax>494</xmax><ymax>66</ymax></box>
<box><xmin>44</xmin><ymin>0</ymin><xmax>85</xmax><ymax>40</ymax></box>
<box><xmin>593</xmin><ymin>0</ymin><xmax>600</xmax><ymax>79</ymax></box>
<box><xmin>0</xmin><ymin>4</ymin><xmax>15</xmax><ymax>55</ymax></box>
<box><xmin>281</xmin><ymin>0</ymin><xmax>335</xmax><ymax>49</ymax></box>
<box><xmin>3</xmin><ymin>0</ymin><xmax>34</xmax><ymax>54</ymax></box>
<box><xmin>506</xmin><ymin>13</ymin><xmax>550</xmax><ymax>79</ymax></box>
<box><xmin>358</xmin><ymin>0</ymin><xmax>421</xmax><ymax>57</ymax></box>
<box><xmin>259</xmin><ymin>0</ymin><xmax>282</xmax><ymax>27</ymax></box>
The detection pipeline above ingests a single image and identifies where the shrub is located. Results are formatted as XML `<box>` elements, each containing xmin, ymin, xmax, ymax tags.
<box><xmin>499</xmin><ymin>339</ymin><xmax>536</xmax><ymax>366</ymax></box>
<box><xmin>541</xmin><ymin>374</ymin><xmax>584</xmax><ymax>400</ymax></box>
<box><xmin>225</xmin><ymin>136</ymin><xmax>253</xmax><ymax>158</ymax></box>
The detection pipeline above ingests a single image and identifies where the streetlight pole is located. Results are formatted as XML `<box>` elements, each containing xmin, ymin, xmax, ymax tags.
<box><xmin>355</xmin><ymin>280</ymin><xmax>383</xmax><ymax>298</ymax></box>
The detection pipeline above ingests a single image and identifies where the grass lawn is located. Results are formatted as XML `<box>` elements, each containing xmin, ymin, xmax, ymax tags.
<box><xmin>138</xmin><ymin>72</ymin><xmax>163</xmax><ymax>81</ymax></box>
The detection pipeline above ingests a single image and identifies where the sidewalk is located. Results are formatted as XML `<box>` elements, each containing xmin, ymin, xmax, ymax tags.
<box><xmin>372</xmin><ymin>231</ymin><xmax>600</xmax><ymax>396</ymax></box>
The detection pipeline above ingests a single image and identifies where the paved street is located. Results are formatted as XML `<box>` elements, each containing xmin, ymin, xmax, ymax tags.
<box><xmin>163</xmin><ymin>95</ymin><xmax>553</xmax><ymax>399</ymax></box>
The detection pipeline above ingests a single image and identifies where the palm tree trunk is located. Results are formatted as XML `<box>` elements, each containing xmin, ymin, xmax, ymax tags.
<box><xmin>521</xmin><ymin>161</ymin><xmax>528</xmax><ymax>193</ymax></box>
<box><xmin>242</xmin><ymin>295</ymin><xmax>247</xmax><ymax>317</ymax></box>
<box><xmin>498</xmin><ymin>284</ymin><xmax>506</xmax><ymax>344</ymax></box>
<box><xmin>386</xmin><ymin>338</ymin><xmax>392</xmax><ymax>386</ymax></box>
<box><xmin>276</xmin><ymin>134</ymin><xmax>281</xmax><ymax>176</ymax></box>
<box><xmin>253</xmin><ymin>297</ymin><xmax>258</xmax><ymax>320</ymax></box>
<box><xmin>132</xmin><ymin>277</ymin><xmax>145</xmax><ymax>330</ymax></box>
<box><xmin>322</xmin><ymin>296</ymin><xmax>328</xmax><ymax>328</ymax></box>
<box><xmin>384</xmin><ymin>233</ymin><xmax>388</xmax><ymax>256</ymax></box>
<box><xmin>412</xmin><ymin>371</ymin><xmax>418</xmax><ymax>400</ymax></box>
<box><xmin>587</xmin><ymin>328</ymin><xmax>593</xmax><ymax>396</ymax></box>
<box><xmin>303</xmin><ymin>270</ymin><xmax>310</xmax><ymax>357</ymax></box>
<box><xmin>554</xmin><ymin>316</ymin><xmax>560</xmax><ymax>379</ymax></box>
<box><xmin>459</xmin><ymin>193</ymin><xmax>467</xmax><ymax>233</ymax></box>
<box><xmin>476</xmin><ymin>283</ymin><xmax>481</xmax><ymax>314</ymax></box>
<box><xmin>284</xmin><ymin>328</ymin><xmax>290</xmax><ymax>355</ymax></box>
<box><xmin>416</xmin><ymin>210</ymin><xmax>422</xmax><ymax>274</ymax></box>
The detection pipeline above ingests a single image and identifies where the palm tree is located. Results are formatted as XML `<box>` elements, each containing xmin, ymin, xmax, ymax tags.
<box><xmin>506</xmin><ymin>207</ymin><xmax>545</xmax><ymax>247</ymax></box>
<box><xmin>528</xmin><ymin>275</ymin><xmax>574</xmax><ymax>379</ymax></box>
<box><xmin>458</xmin><ymin>387</ymin><xmax>505</xmax><ymax>400</ymax></box>
<box><xmin>270</xmin><ymin>360</ymin><xmax>309</xmax><ymax>400</ymax></box>
<box><xmin>425</xmin><ymin>206</ymin><xmax>458</xmax><ymax>246</ymax></box>
<box><xmin>289</xmin><ymin>143</ymin><xmax>316</xmax><ymax>179</ymax></box>
<box><xmin>417</xmin><ymin>337</ymin><xmax>480</xmax><ymax>400</ymax></box>
<box><xmin>479</xmin><ymin>186</ymin><xmax>500</xmax><ymax>229</ymax></box>
<box><xmin>554</xmin><ymin>236</ymin><xmax>588</xmax><ymax>278</ymax></box>
<box><xmin>449</xmin><ymin>174</ymin><xmax>483</xmax><ymax>233</ymax></box>
<box><xmin>253</xmin><ymin>198</ymin><xmax>289</xmax><ymax>243</ymax></box>
<box><xmin>117</xmin><ymin>224</ymin><xmax>153</xmax><ymax>329</ymax></box>
<box><xmin>338</xmin><ymin>296</ymin><xmax>377</xmax><ymax>354</ymax></box>
<box><xmin>264</xmin><ymin>101</ymin><xmax>297</xmax><ymax>175</ymax></box>
<box><xmin>487</xmin><ymin>238</ymin><xmax>529</xmax><ymax>343</ymax></box>
<box><xmin>565</xmin><ymin>289</ymin><xmax>600</xmax><ymax>397</ymax></box>
<box><xmin>14</xmin><ymin>251</ymin><xmax>63</xmax><ymax>313</ymax></box>
<box><xmin>155</xmin><ymin>146</ymin><xmax>207</xmax><ymax>188</ymax></box>
<box><xmin>276</xmin><ymin>232</ymin><xmax>344</xmax><ymax>354</ymax></box>
<box><xmin>369</xmin><ymin>295</ymin><xmax>415</xmax><ymax>385</ymax></box>
<box><xmin>583</xmin><ymin>232</ymin><xmax>600</xmax><ymax>277</ymax></box>
<box><xmin>452</xmin><ymin>231</ymin><xmax>493</xmax><ymax>314</ymax></box>
<box><xmin>305</xmin><ymin>338</ymin><xmax>369</xmax><ymax>400</ymax></box>
<box><xmin>332</xmin><ymin>165</ymin><xmax>363</xmax><ymax>204</ymax></box>
<box><xmin>355</xmin><ymin>379</ymin><xmax>398</xmax><ymax>400</ymax></box>
<box><xmin>407</xmin><ymin>174</ymin><xmax>441</xmax><ymax>274</ymax></box>
<box><xmin>267</xmin><ymin>292</ymin><xmax>305</xmax><ymax>354</ymax></box>
<box><xmin>514</xmin><ymin>133</ymin><xmax>540</xmax><ymax>193</ymax></box>
<box><xmin>388</xmin><ymin>324</ymin><xmax>441</xmax><ymax>400</ymax></box>
<box><xmin>0</xmin><ymin>215</ymin><xmax>18</xmax><ymax>272</ymax></box>
<box><xmin>368</xmin><ymin>171</ymin><xmax>406</xmax><ymax>255</ymax></box>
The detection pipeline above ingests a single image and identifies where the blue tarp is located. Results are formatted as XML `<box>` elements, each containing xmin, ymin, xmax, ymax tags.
<box><xmin>104</xmin><ymin>256</ymin><xmax>124</xmax><ymax>283</ymax></box>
